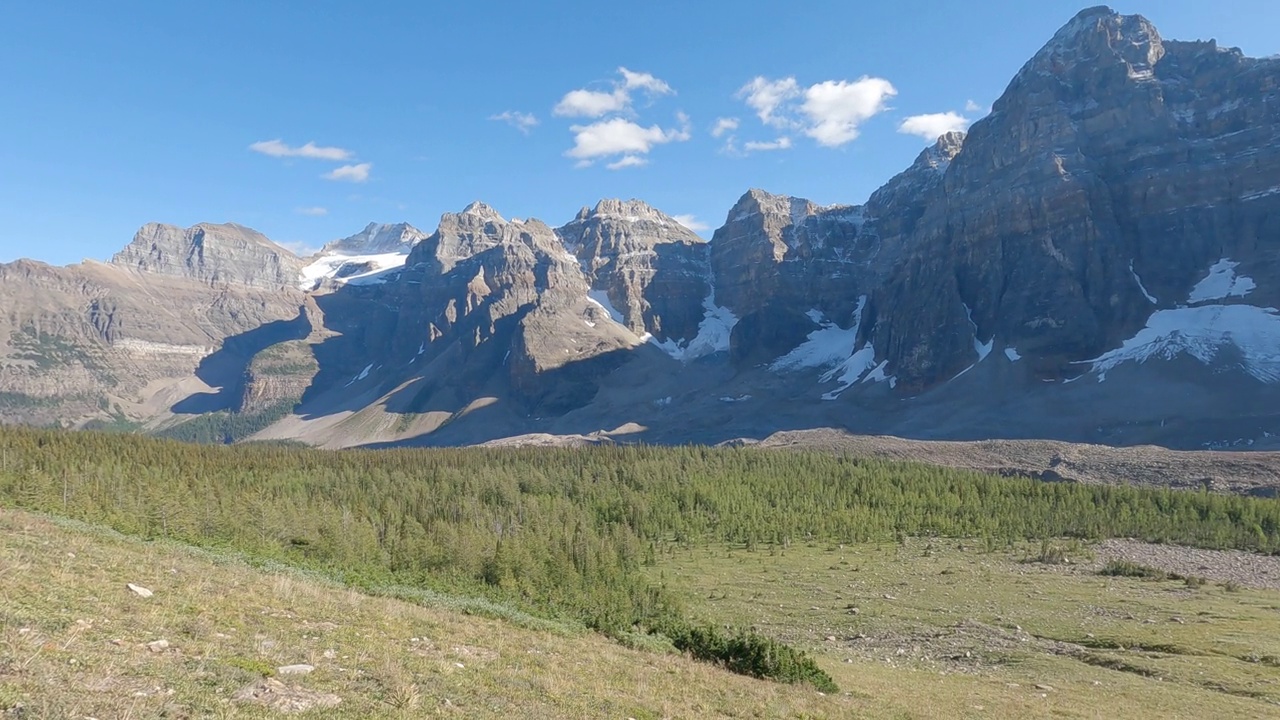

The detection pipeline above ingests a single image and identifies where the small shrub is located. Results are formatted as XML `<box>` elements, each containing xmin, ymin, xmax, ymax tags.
<box><xmin>225</xmin><ymin>656</ymin><xmax>275</xmax><ymax>677</ymax></box>
<box><xmin>1098</xmin><ymin>560</ymin><xmax>1168</xmax><ymax>579</ymax></box>
<box><xmin>664</xmin><ymin>622</ymin><xmax>838</xmax><ymax>693</ymax></box>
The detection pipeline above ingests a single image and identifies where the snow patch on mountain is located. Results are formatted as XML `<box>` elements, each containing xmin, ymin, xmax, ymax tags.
<box><xmin>652</xmin><ymin>292</ymin><xmax>737</xmax><ymax>362</ymax></box>
<box><xmin>586</xmin><ymin>290</ymin><xmax>626</xmax><ymax>325</ymax></box>
<box><xmin>300</xmin><ymin>252</ymin><xmax>410</xmax><ymax>290</ymax></box>
<box><xmin>1085</xmin><ymin>304</ymin><xmax>1280</xmax><ymax>382</ymax></box>
<box><xmin>1188</xmin><ymin>258</ymin><xmax>1255</xmax><ymax>303</ymax></box>
<box><xmin>1130</xmin><ymin>259</ymin><xmax>1158</xmax><ymax>304</ymax></box>
<box><xmin>770</xmin><ymin>296</ymin><xmax>888</xmax><ymax>399</ymax></box>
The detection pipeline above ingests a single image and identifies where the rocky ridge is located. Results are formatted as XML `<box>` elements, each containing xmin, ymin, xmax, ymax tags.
<box><xmin>3</xmin><ymin>7</ymin><xmax>1280</xmax><ymax>453</ymax></box>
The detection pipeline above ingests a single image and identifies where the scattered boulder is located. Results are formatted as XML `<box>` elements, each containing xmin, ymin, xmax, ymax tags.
<box><xmin>276</xmin><ymin>664</ymin><xmax>314</xmax><ymax>676</ymax></box>
<box><xmin>146</xmin><ymin>639</ymin><xmax>170</xmax><ymax>653</ymax></box>
<box><xmin>232</xmin><ymin>678</ymin><xmax>340</xmax><ymax>713</ymax></box>
<box><xmin>126</xmin><ymin>583</ymin><xmax>153</xmax><ymax>598</ymax></box>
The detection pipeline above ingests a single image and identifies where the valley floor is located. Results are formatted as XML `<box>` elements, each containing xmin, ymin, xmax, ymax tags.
<box><xmin>651</xmin><ymin>538</ymin><xmax>1280</xmax><ymax>719</ymax></box>
<box><xmin>5</xmin><ymin>509</ymin><xmax>1280</xmax><ymax>718</ymax></box>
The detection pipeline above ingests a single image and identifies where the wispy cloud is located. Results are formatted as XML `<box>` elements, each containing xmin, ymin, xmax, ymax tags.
<box><xmin>278</xmin><ymin>240</ymin><xmax>320</xmax><ymax>257</ymax></box>
<box><xmin>554</xmin><ymin>67</ymin><xmax>674</xmax><ymax>118</ymax></box>
<box><xmin>490</xmin><ymin>111</ymin><xmax>539</xmax><ymax>134</ymax></box>
<box><xmin>737</xmin><ymin>77</ymin><xmax>801</xmax><ymax>128</ymax></box>
<box><xmin>323</xmin><ymin>163</ymin><xmax>372</xmax><ymax>183</ymax></box>
<box><xmin>734</xmin><ymin>75</ymin><xmax>897</xmax><ymax>148</ymax></box>
<box><xmin>295</xmin><ymin>206</ymin><xmax>328</xmax><ymax>216</ymax></box>
<box><xmin>249</xmin><ymin>139</ymin><xmax>353</xmax><ymax>161</ymax></box>
<box><xmin>743</xmin><ymin>137</ymin><xmax>792</xmax><ymax>152</ymax></box>
<box><xmin>711</xmin><ymin>117</ymin><xmax>739</xmax><ymax>138</ymax></box>
<box><xmin>606</xmin><ymin>155</ymin><xmax>648</xmax><ymax>170</ymax></box>
<box><xmin>898</xmin><ymin>111</ymin><xmax>971</xmax><ymax>141</ymax></box>
<box><xmin>672</xmin><ymin>214</ymin><xmax>710</xmax><ymax>232</ymax></box>
<box><xmin>964</xmin><ymin>99</ymin><xmax>990</xmax><ymax>114</ymax></box>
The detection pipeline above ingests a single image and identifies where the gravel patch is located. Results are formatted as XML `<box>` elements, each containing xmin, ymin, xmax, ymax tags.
<box><xmin>1092</xmin><ymin>539</ymin><xmax>1280</xmax><ymax>590</ymax></box>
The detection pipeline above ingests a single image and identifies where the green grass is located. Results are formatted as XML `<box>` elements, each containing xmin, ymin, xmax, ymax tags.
<box><xmin>0</xmin><ymin>509</ymin><xmax>854</xmax><ymax>719</ymax></box>
<box><xmin>650</xmin><ymin>539</ymin><xmax>1280</xmax><ymax>718</ymax></box>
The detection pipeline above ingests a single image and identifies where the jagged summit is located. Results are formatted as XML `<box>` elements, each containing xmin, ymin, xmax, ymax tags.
<box><xmin>459</xmin><ymin>201</ymin><xmax>506</xmax><ymax>224</ymax></box>
<box><xmin>1014</xmin><ymin>6</ymin><xmax>1163</xmax><ymax>85</ymax></box>
<box><xmin>319</xmin><ymin>222</ymin><xmax>427</xmax><ymax>257</ymax></box>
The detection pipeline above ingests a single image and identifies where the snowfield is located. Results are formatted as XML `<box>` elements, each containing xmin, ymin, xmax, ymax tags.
<box><xmin>1085</xmin><ymin>304</ymin><xmax>1280</xmax><ymax>383</ymax></box>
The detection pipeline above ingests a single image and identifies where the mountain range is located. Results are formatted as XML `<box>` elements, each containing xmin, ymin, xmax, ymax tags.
<box><xmin>3</xmin><ymin>6</ymin><xmax>1279</xmax><ymax>450</ymax></box>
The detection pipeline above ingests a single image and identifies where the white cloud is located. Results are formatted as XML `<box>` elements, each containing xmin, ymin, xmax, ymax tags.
<box><xmin>964</xmin><ymin>99</ymin><xmax>989</xmax><ymax>114</ymax></box>
<box><xmin>735</xmin><ymin>75</ymin><xmax>896</xmax><ymax>147</ymax></box>
<box><xmin>744</xmin><ymin>137</ymin><xmax>792</xmax><ymax>152</ymax></box>
<box><xmin>801</xmin><ymin>77</ymin><xmax>897</xmax><ymax>147</ymax></box>
<box><xmin>606</xmin><ymin>155</ymin><xmax>648</xmax><ymax>170</ymax></box>
<box><xmin>554</xmin><ymin>66</ymin><xmax>674</xmax><ymax>118</ymax></box>
<box><xmin>618</xmin><ymin>67</ymin><xmax>672</xmax><ymax>95</ymax></box>
<box><xmin>323</xmin><ymin>163</ymin><xmax>372</xmax><ymax>183</ymax></box>
<box><xmin>711</xmin><ymin>117</ymin><xmax>739</xmax><ymax>138</ymax></box>
<box><xmin>672</xmin><ymin>214</ymin><xmax>710</xmax><ymax>232</ymax></box>
<box><xmin>249</xmin><ymin>139</ymin><xmax>353</xmax><ymax>161</ymax></box>
<box><xmin>295</xmin><ymin>206</ymin><xmax>328</xmax><ymax>216</ymax></box>
<box><xmin>490</xmin><ymin>111</ymin><xmax>538</xmax><ymax>134</ymax></box>
<box><xmin>898</xmin><ymin>111</ymin><xmax>971</xmax><ymax>141</ymax></box>
<box><xmin>278</xmin><ymin>240</ymin><xmax>320</xmax><ymax>257</ymax></box>
<box><xmin>566</xmin><ymin>116</ymin><xmax>690</xmax><ymax>166</ymax></box>
<box><xmin>737</xmin><ymin>77</ymin><xmax>801</xmax><ymax>128</ymax></box>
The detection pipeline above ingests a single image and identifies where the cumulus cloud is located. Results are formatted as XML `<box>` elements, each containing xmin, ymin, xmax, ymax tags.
<box><xmin>743</xmin><ymin>137</ymin><xmax>792</xmax><ymax>152</ymax></box>
<box><xmin>295</xmin><ymin>206</ymin><xmax>328</xmax><ymax>216</ymax></box>
<box><xmin>735</xmin><ymin>75</ymin><xmax>896</xmax><ymax>148</ymax></box>
<box><xmin>566</xmin><ymin>115</ymin><xmax>690</xmax><ymax>168</ymax></box>
<box><xmin>898</xmin><ymin>111</ymin><xmax>972</xmax><ymax>141</ymax></box>
<box><xmin>737</xmin><ymin>77</ymin><xmax>801</xmax><ymax>128</ymax></box>
<box><xmin>490</xmin><ymin>111</ymin><xmax>538</xmax><ymax>134</ymax></box>
<box><xmin>801</xmin><ymin>78</ymin><xmax>898</xmax><ymax>146</ymax></box>
<box><xmin>249</xmin><ymin>139</ymin><xmax>353</xmax><ymax>161</ymax></box>
<box><xmin>711</xmin><ymin>117</ymin><xmax>740</xmax><ymax>138</ymax></box>
<box><xmin>322</xmin><ymin>163</ymin><xmax>372</xmax><ymax>183</ymax></box>
<box><xmin>965</xmin><ymin>99</ymin><xmax>989</xmax><ymax>114</ymax></box>
<box><xmin>554</xmin><ymin>67</ymin><xmax>674</xmax><ymax>118</ymax></box>
<box><xmin>672</xmin><ymin>214</ymin><xmax>710</xmax><ymax>232</ymax></box>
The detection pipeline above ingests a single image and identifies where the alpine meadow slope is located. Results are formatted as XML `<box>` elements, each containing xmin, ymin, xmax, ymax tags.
<box><xmin>1</xmin><ymin>6</ymin><xmax>1279</xmax><ymax>451</ymax></box>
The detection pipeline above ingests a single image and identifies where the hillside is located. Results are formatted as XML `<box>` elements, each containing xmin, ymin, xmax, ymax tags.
<box><xmin>0</xmin><ymin>510</ymin><xmax>845</xmax><ymax>719</ymax></box>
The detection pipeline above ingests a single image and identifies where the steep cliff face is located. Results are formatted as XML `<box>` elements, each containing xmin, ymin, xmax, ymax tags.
<box><xmin>871</xmin><ymin>7</ymin><xmax>1280</xmax><ymax>389</ymax></box>
<box><xmin>0</xmin><ymin>253</ymin><xmax>305</xmax><ymax>426</ymax></box>
<box><xmin>557</xmin><ymin>199</ymin><xmax>710</xmax><ymax>347</ymax></box>
<box><xmin>111</xmin><ymin>222</ymin><xmax>305</xmax><ymax>290</ymax></box>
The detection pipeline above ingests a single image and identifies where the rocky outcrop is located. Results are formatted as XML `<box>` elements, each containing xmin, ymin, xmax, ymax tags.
<box><xmin>111</xmin><ymin>222</ymin><xmax>305</xmax><ymax>290</ymax></box>
<box><xmin>557</xmin><ymin>199</ymin><xmax>709</xmax><ymax>343</ymax></box>
<box><xmin>870</xmin><ymin>7</ymin><xmax>1280</xmax><ymax>389</ymax></box>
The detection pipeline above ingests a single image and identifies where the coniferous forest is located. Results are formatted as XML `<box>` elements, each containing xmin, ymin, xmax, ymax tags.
<box><xmin>4</xmin><ymin>427</ymin><xmax>1280</xmax><ymax>689</ymax></box>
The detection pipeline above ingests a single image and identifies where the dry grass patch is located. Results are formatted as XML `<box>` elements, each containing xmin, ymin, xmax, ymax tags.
<box><xmin>0</xmin><ymin>509</ymin><xmax>858</xmax><ymax>718</ymax></box>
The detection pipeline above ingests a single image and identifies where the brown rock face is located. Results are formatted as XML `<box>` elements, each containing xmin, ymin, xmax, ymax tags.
<box><xmin>871</xmin><ymin>7</ymin><xmax>1280</xmax><ymax>389</ymax></box>
<box><xmin>557</xmin><ymin>199</ymin><xmax>709</xmax><ymax>344</ymax></box>
<box><xmin>111</xmin><ymin>222</ymin><xmax>305</xmax><ymax>290</ymax></box>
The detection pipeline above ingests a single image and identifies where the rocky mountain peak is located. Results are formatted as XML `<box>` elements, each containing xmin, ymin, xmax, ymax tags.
<box><xmin>110</xmin><ymin>222</ymin><xmax>304</xmax><ymax>290</ymax></box>
<box><xmin>727</xmin><ymin>189</ymin><xmax>825</xmax><ymax>228</ymax></box>
<box><xmin>460</xmin><ymin>201</ymin><xmax>506</xmax><ymax>224</ymax></box>
<box><xmin>1016</xmin><ymin>6</ymin><xmax>1163</xmax><ymax>85</ymax></box>
<box><xmin>320</xmin><ymin>222</ymin><xmax>426</xmax><ymax>256</ymax></box>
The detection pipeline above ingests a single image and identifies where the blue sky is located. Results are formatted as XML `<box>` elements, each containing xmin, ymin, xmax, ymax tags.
<box><xmin>2</xmin><ymin>1</ymin><xmax>1277</xmax><ymax>265</ymax></box>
